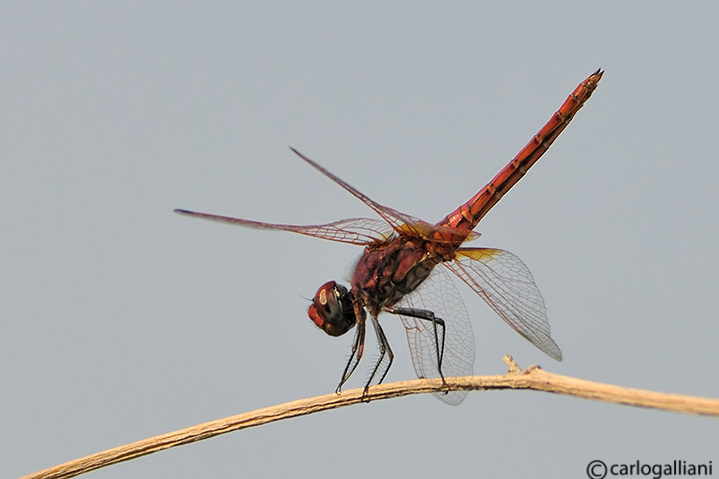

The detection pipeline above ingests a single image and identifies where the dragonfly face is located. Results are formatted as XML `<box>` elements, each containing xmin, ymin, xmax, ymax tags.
<box><xmin>308</xmin><ymin>281</ymin><xmax>356</xmax><ymax>337</ymax></box>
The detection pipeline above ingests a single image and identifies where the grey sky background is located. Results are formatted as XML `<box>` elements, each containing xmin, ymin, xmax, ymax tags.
<box><xmin>3</xmin><ymin>3</ymin><xmax>718</xmax><ymax>478</ymax></box>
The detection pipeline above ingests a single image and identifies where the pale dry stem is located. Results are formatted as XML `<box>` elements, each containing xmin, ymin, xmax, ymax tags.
<box><xmin>20</xmin><ymin>358</ymin><xmax>719</xmax><ymax>479</ymax></box>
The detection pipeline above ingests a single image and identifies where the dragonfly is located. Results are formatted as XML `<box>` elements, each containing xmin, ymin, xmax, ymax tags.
<box><xmin>176</xmin><ymin>69</ymin><xmax>603</xmax><ymax>405</ymax></box>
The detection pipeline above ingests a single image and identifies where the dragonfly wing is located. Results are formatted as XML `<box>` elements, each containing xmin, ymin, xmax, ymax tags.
<box><xmin>289</xmin><ymin>148</ymin><xmax>428</xmax><ymax>233</ymax></box>
<box><xmin>446</xmin><ymin>248</ymin><xmax>562</xmax><ymax>361</ymax></box>
<box><xmin>394</xmin><ymin>267</ymin><xmax>475</xmax><ymax>405</ymax></box>
<box><xmin>174</xmin><ymin>209</ymin><xmax>392</xmax><ymax>245</ymax></box>
<box><xmin>290</xmin><ymin>148</ymin><xmax>482</xmax><ymax>244</ymax></box>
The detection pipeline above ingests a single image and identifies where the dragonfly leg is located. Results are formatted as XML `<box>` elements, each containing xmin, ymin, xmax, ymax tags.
<box><xmin>362</xmin><ymin>314</ymin><xmax>394</xmax><ymax>401</ymax></box>
<box><xmin>336</xmin><ymin>305</ymin><xmax>366</xmax><ymax>394</ymax></box>
<box><xmin>388</xmin><ymin>307</ymin><xmax>448</xmax><ymax>388</ymax></box>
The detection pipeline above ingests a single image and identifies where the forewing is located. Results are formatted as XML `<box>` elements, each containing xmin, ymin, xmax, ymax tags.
<box><xmin>174</xmin><ymin>209</ymin><xmax>392</xmax><ymax>245</ymax></box>
<box><xmin>290</xmin><ymin>148</ymin><xmax>482</xmax><ymax>244</ymax></box>
<box><xmin>446</xmin><ymin>248</ymin><xmax>562</xmax><ymax>361</ymax></box>
<box><xmin>290</xmin><ymin>148</ymin><xmax>437</xmax><ymax>234</ymax></box>
<box><xmin>394</xmin><ymin>267</ymin><xmax>475</xmax><ymax>405</ymax></box>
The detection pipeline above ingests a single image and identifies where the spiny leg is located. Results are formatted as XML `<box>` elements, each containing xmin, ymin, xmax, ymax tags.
<box><xmin>336</xmin><ymin>303</ymin><xmax>367</xmax><ymax>393</ymax></box>
<box><xmin>389</xmin><ymin>307</ymin><xmax>448</xmax><ymax>387</ymax></box>
<box><xmin>336</xmin><ymin>319</ymin><xmax>365</xmax><ymax>393</ymax></box>
<box><xmin>363</xmin><ymin>314</ymin><xmax>394</xmax><ymax>400</ymax></box>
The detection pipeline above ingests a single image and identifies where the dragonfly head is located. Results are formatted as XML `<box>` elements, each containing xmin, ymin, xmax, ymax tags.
<box><xmin>308</xmin><ymin>281</ymin><xmax>356</xmax><ymax>337</ymax></box>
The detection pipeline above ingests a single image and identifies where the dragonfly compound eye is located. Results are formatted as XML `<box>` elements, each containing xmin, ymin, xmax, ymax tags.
<box><xmin>308</xmin><ymin>281</ymin><xmax>355</xmax><ymax>337</ymax></box>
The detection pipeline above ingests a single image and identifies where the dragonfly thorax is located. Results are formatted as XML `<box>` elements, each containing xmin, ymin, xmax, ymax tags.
<box><xmin>351</xmin><ymin>238</ymin><xmax>439</xmax><ymax>314</ymax></box>
<box><xmin>308</xmin><ymin>281</ymin><xmax>356</xmax><ymax>337</ymax></box>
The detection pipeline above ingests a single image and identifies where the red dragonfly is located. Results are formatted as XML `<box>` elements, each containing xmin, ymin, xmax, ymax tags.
<box><xmin>176</xmin><ymin>70</ymin><xmax>603</xmax><ymax>405</ymax></box>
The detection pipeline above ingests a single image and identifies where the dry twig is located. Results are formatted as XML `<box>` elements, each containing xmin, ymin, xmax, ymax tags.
<box><xmin>20</xmin><ymin>356</ymin><xmax>719</xmax><ymax>479</ymax></box>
